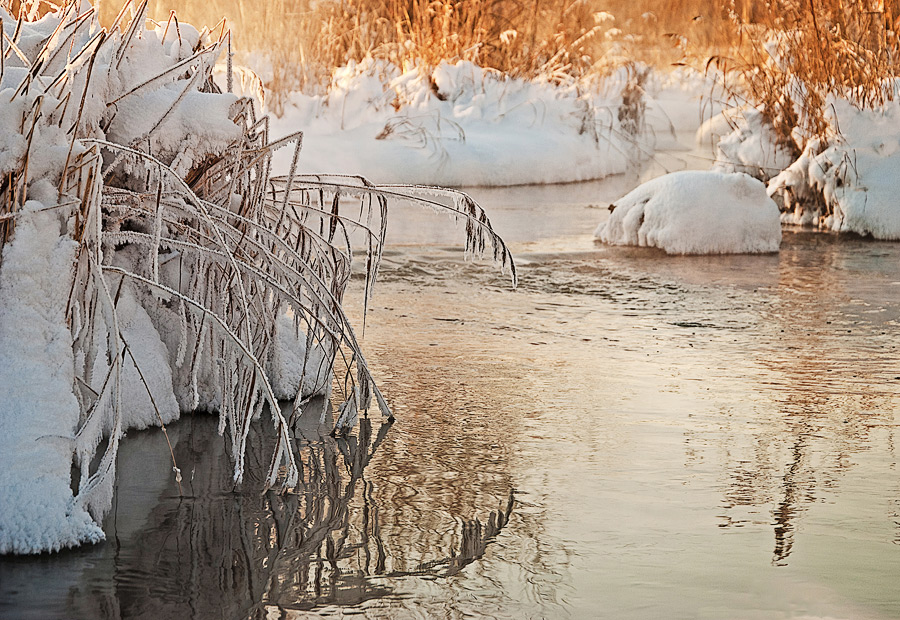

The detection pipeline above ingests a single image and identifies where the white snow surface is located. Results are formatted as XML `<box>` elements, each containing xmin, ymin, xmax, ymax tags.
<box><xmin>107</xmin><ymin>86</ymin><xmax>242</xmax><ymax>178</ymax></box>
<box><xmin>768</xmin><ymin>97</ymin><xmax>900</xmax><ymax>239</ymax></box>
<box><xmin>595</xmin><ymin>170</ymin><xmax>782</xmax><ymax>255</ymax></box>
<box><xmin>0</xmin><ymin>202</ymin><xmax>104</xmax><ymax>554</ymax></box>
<box><xmin>83</xmin><ymin>280</ymin><xmax>181</xmax><ymax>432</ymax></box>
<box><xmin>269</xmin><ymin>60</ymin><xmax>712</xmax><ymax>186</ymax></box>
<box><xmin>710</xmin><ymin>108</ymin><xmax>796</xmax><ymax>181</ymax></box>
<box><xmin>268</xmin><ymin>310</ymin><xmax>333</xmax><ymax>401</ymax></box>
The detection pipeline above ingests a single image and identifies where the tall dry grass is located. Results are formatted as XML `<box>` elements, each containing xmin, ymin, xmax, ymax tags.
<box><xmin>712</xmin><ymin>0</ymin><xmax>900</xmax><ymax>146</ymax></box>
<box><xmin>94</xmin><ymin>0</ymin><xmax>900</xmax><ymax>144</ymax></box>
<box><xmin>95</xmin><ymin>0</ymin><xmax>738</xmax><ymax>111</ymax></box>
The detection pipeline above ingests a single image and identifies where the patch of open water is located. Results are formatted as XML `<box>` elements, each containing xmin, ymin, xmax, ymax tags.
<box><xmin>3</xmin><ymin>155</ymin><xmax>900</xmax><ymax>619</ymax></box>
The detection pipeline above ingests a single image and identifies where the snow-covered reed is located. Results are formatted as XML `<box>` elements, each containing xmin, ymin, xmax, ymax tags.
<box><xmin>700</xmin><ymin>2</ymin><xmax>900</xmax><ymax>239</ymax></box>
<box><xmin>0</xmin><ymin>0</ymin><xmax>513</xmax><ymax>554</ymax></box>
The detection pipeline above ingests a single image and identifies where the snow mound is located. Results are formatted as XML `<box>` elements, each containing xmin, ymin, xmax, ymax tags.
<box><xmin>271</xmin><ymin>59</ymin><xmax>656</xmax><ymax>186</ymax></box>
<box><xmin>0</xmin><ymin>202</ymin><xmax>104</xmax><ymax>554</ymax></box>
<box><xmin>595</xmin><ymin>171</ymin><xmax>782</xmax><ymax>255</ymax></box>
<box><xmin>710</xmin><ymin>108</ymin><xmax>797</xmax><ymax>181</ymax></box>
<box><xmin>768</xmin><ymin>98</ymin><xmax>900</xmax><ymax>239</ymax></box>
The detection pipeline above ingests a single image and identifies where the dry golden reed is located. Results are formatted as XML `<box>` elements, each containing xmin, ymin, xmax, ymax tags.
<box><xmin>91</xmin><ymin>0</ymin><xmax>737</xmax><ymax>110</ymax></box>
<box><xmin>90</xmin><ymin>0</ymin><xmax>900</xmax><ymax>144</ymax></box>
<box><xmin>713</xmin><ymin>0</ymin><xmax>900</xmax><ymax>145</ymax></box>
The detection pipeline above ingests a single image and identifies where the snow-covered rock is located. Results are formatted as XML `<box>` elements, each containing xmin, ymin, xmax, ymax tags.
<box><xmin>595</xmin><ymin>170</ymin><xmax>782</xmax><ymax>255</ymax></box>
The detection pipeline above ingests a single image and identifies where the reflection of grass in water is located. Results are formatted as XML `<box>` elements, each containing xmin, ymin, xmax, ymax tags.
<box><xmin>71</xmin><ymin>413</ymin><xmax>516</xmax><ymax>617</ymax></box>
<box><xmin>689</xmin><ymin>238</ymin><xmax>900</xmax><ymax>566</ymax></box>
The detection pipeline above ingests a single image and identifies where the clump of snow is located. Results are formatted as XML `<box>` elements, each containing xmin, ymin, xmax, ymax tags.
<box><xmin>595</xmin><ymin>170</ymin><xmax>782</xmax><ymax>255</ymax></box>
<box><xmin>107</xmin><ymin>87</ymin><xmax>242</xmax><ymax>178</ymax></box>
<box><xmin>710</xmin><ymin>108</ymin><xmax>797</xmax><ymax>181</ymax></box>
<box><xmin>84</xmin><ymin>278</ymin><xmax>182</xmax><ymax>431</ymax></box>
<box><xmin>0</xmin><ymin>201</ymin><xmax>103</xmax><ymax>554</ymax></box>
<box><xmin>768</xmin><ymin>97</ymin><xmax>900</xmax><ymax>239</ymax></box>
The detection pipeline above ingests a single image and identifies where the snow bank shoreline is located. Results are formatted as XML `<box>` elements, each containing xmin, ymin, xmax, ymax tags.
<box><xmin>262</xmin><ymin>53</ymin><xmax>900</xmax><ymax>245</ymax></box>
<box><xmin>705</xmin><ymin>95</ymin><xmax>900</xmax><ymax>241</ymax></box>
<box><xmin>266</xmin><ymin>60</ymin><xmax>713</xmax><ymax>187</ymax></box>
<box><xmin>0</xmin><ymin>203</ymin><xmax>103</xmax><ymax>554</ymax></box>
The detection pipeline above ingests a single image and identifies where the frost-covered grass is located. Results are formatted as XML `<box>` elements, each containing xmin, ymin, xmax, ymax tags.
<box><xmin>0</xmin><ymin>0</ymin><xmax>514</xmax><ymax>554</ymax></box>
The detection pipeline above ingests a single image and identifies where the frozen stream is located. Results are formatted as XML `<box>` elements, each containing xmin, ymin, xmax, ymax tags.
<box><xmin>4</xmin><ymin>155</ymin><xmax>900</xmax><ymax>618</ymax></box>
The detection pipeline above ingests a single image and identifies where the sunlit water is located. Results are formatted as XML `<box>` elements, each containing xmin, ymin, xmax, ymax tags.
<box><xmin>4</xmin><ymin>147</ymin><xmax>900</xmax><ymax>619</ymax></box>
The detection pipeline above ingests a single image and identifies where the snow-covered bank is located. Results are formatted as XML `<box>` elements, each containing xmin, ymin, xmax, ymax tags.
<box><xmin>595</xmin><ymin>171</ymin><xmax>782</xmax><ymax>255</ymax></box>
<box><xmin>707</xmin><ymin>108</ymin><xmax>796</xmax><ymax>181</ymax></box>
<box><xmin>267</xmin><ymin>60</ymin><xmax>712</xmax><ymax>186</ymax></box>
<box><xmin>768</xmin><ymin>98</ymin><xmax>900</xmax><ymax>239</ymax></box>
<box><xmin>705</xmin><ymin>95</ymin><xmax>900</xmax><ymax>240</ymax></box>
<box><xmin>0</xmin><ymin>202</ymin><xmax>102</xmax><ymax>554</ymax></box>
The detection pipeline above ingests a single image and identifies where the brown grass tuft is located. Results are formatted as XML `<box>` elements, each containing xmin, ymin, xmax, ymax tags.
<box><xmin>711</xmin><ymin>0</ymin><xmax>900</xmax><ymax>146</ymax></box>
<box><xmin>90</xmin><ymin>0</ymin><xmax>740</xmax><ymax>111</ymax></box>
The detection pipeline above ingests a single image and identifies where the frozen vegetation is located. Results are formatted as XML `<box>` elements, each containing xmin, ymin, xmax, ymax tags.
<box><xmin>0</xmin><ymin>2</ymin><xmax>513</xmax><ymax>554</ymax></box>
<box><xmin>767</xmin><ymin>98</ymin><xmax>900</xmax><ymax>239</ymax></box>
<box><xmin>697</xmin><ymin>96</ymin><xmax>900</xmax><ymax>241</ymax></box>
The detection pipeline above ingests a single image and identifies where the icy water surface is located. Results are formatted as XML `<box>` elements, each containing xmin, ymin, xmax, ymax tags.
<box><xmin>4</xmin><ymin>169</ymin><xmax>900</xmax><ymax>619</ymax></box>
